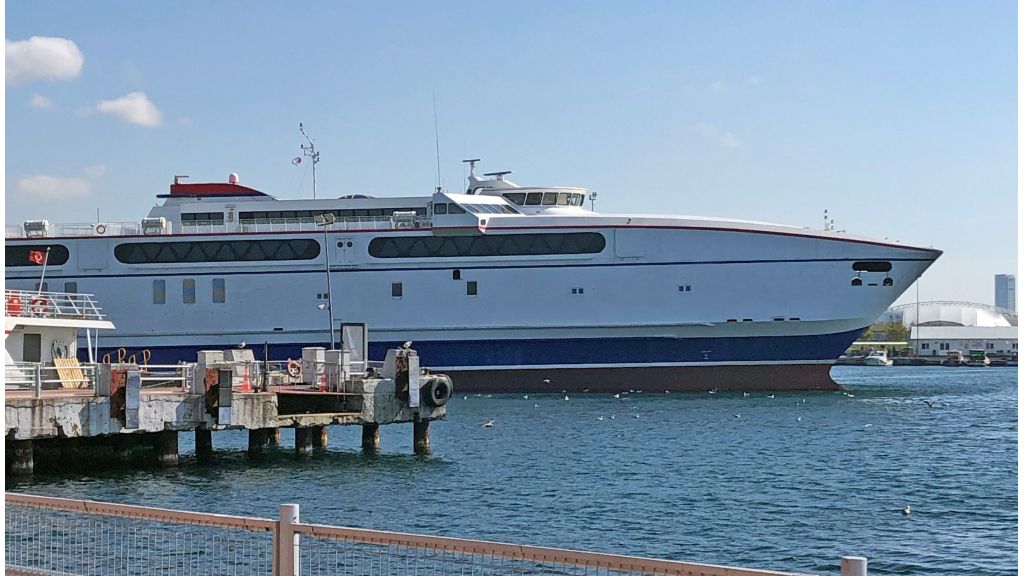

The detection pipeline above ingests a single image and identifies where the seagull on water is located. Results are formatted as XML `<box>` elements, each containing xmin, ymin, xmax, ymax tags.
<box><xmin>613</xmin><ymin>393</ymin><xmax>620</xmax><ymax>399</ymax></box>
<box><xmin>482</xmin><ymin>420</ymin><xmax>495</xmax><ymax>428</ymax></box>
<box><xmin>922</xmin><ymin>399</ymin><xmax>935</xmax><ymax>408</ymax></box>
<box><xmin>596</xmin><ymin>416</ymin><xmax>604</xmax><ymax>421</ymax></box>
<box><xmin>743</xmin><ymin>392</ymin><xmax>750</xmax><ymax>398</ymax></box>
<box><xmin>564</xmin><ymin>395</ymin><xmax>570</xmax><ymax>401</ymax></box>
<box><xmin>767</xmin><ymin>394</ymin><xmax>775</xmax><ymax>399</ymax></box>
<box><xmin>902</xmin><ymin>505</ymin><xmax>911</xmax><ymax>516</ymax></box>
<box><xmin>542</xmin><ymin>378</ymin><xmax>551</xmax><ymax>384</ymax></box>
<box><xmin>609</xmin><ymin>415</ymin><xmax>615</xmax><ymax>419</ymax></box>
<box><xmin>523</xmin><ymin>394</ymin><xmax>529</xmax><ymax>399</ymax></box>
<box><xmin>633</xmin><ymin>413</ymin><xmax>640</xmax><ymax>419</ymax></box>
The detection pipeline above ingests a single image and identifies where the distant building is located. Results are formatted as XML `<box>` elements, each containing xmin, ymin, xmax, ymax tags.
<box><xmin>880</xmin><ymin>301</ymin><xmax>1018</xmax><ymax>357</ymax></box>
<box><xmin>995</xmin><ymin>274</ymin><xmax>1016</xmax><ymax>312</ymax></box>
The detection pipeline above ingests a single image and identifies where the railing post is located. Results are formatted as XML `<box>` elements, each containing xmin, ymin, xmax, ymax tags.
<box><xmin>34</xmin><ymin>364</ymin><xmax>42</xmax><ymax>398</ymax></box>
<box><xmin>277</xmin><ymin>503</ymin><xmax>300</xmax><ymax>576</ymax></box>
<box><xmin>840</xmin><ymin>556</ymin><xmax>867</xmax><ymax>576</ymax></box>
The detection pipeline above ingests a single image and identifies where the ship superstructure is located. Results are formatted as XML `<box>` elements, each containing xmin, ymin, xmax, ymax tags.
<box><xmin>5</xmin><ymin>165</ymin><xmax>941</xmax><ymax>391</ymax></box>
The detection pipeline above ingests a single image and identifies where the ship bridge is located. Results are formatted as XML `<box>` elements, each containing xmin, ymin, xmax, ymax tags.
<box><xmin>462</xmin><ymin>161</ymin><xmax>591</xmax><ymax>215</ymax></box>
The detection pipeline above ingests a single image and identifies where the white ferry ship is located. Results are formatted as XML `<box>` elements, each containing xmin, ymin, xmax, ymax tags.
<box><xmin>5</xmin><ymin>163</ymin><xmax>941</xmax><ymax>392</ymax></box>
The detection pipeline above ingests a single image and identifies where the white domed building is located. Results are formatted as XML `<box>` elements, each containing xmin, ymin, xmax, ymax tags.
<box><xmin>881</xmin><ymin>301</ymin><xmax>1017</xmax><ymax>357</ymax></box>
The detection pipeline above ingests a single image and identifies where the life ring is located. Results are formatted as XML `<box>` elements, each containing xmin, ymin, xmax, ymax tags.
<box><xmin>94</xmin><ymin>224</ymin><xmax>107</xmax><ymax>235</ymax></box>
<box><xmin>287</xmin><ymin>360</ymin><xmax>302</xmax><ymax>379</ymax></box>
<box><xmin>29</xmin><ymin>296</ymin><xmax>49</xmax><ymax>316</ymax></box>
<box><xmin>6</xmin><ymin>295</ymin><xmax>22</xmax><ymax>315</ymax></box>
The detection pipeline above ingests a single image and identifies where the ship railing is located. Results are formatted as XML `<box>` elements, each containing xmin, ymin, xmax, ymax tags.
<box><xmin>4</xmin><ymin>290</ymin><xmax>106</xmax><ymax>321</ymax></box>
<box><xmin>5</xmin><ymin>221</ymin><xmax>142</xmax><ymax>238</ymax></box>
<box><xmin>5</xmin><ymin>363</ymin><xmax>98</xmax><ymax>397</ymax></box>
<box><xmin>6</xmin><ymin>493</ymin><xmax>864</xmax><ymax>576</ymax></box>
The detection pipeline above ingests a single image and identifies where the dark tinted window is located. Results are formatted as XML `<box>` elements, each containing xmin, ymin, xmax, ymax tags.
<box><xmin>852</xmin><ymin>261</ymin><xmax>892</xmax><ymax>272</ymax></box>
<box><xmin>503</xmin><ymin>193</ymin><xmax>526</xmax><ymax>205</ymax></box>
<box><xmin>6</xmin><ymin>244</ymin><xmax>70</xmax><ymax>267</ymax></box>
<box><xmin>115</xmin><ymin>239</ymin><xmax>321</xmax><ymax>264</ymax></box>
<box><xmin>368</xmin><ymin>233</ymin><xmax>606</xmax><ymax>259</ymax></box>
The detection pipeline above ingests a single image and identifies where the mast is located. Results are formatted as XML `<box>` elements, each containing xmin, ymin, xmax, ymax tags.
<box><xmin>299</xmin><ymin>123</ymin><xmax>320</xmax><ymax>200</ymax></box>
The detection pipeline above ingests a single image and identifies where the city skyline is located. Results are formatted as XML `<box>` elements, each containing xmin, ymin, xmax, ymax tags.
<box><xmin>5</xmin><ymin>2</ymin><xmax>1017</xmax><ymax>305</ymax></box>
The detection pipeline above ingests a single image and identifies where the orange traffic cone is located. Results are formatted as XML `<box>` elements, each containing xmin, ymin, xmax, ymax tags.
<box><xmin>241</xmin><ymin>365</ymin><xmax>252</xmax><ymax>393</ymax></box>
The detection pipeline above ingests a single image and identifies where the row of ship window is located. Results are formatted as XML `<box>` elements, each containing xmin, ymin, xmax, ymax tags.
<box><xmin>151</xmin><ymin>278</ymin><xmax>226</xmax><ymax>304</ymax></box>
<box><xmin>501</xmin><ymin>192</ymin><xmax>586</xmax><ymax>207</ymax></box>
<box><xmin>432</xmin><ymin>202</ymin><xmax>519</xmax><ymax>215</ymax></box>
<box><xmin>6</xmin><ymin>233</ymin><xmax>606</xmax><ymax>266</ymax></box>
<box><xmin>179</xmin><ymin>207</ymin><xmax>430</xmax><ymax>224</ymax></box>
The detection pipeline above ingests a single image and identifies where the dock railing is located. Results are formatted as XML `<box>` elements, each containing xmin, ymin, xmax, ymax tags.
<box><xmin>5</xmin><ymin>289</ymin><xmax>106</xmax><ymax>321</ymax></box>
<box><xmin>5</xmin><ymin>493</ymin><xmax>867</xmax><ymax>576</ymax></box>
<box><xmin>4</xmin><ymin>363</ymin><xmax>98</xmax><ymax>396</ymax></box>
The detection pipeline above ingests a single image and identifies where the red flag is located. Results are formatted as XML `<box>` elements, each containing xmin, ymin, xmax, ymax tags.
<box><xmin>28</xmin><ymin>250</ymin><xmax>45</xmax><ymax>265</ymax></box>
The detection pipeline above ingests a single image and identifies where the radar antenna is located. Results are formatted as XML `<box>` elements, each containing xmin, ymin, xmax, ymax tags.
<box><xmin>299</xmin><ymin>122</ymin><xmax>320</xmax><ymax>199</ymax></box>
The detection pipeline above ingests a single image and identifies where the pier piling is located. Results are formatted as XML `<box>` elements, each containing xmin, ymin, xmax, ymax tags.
<box><xmin>413</xmin><ymin>419</ymin><xmax>430</xmax><ymax>454</ymax></box>
<box><xmin>312</xmin><ymin>426</ymin><xmax>328</xmax><ymax>449</ymax></box>
<box><xmin>294</xmin><ymin>427</ymin><xmax>314</xmax><ymax>455</ymax></box>
<box><xmin>195</xmin><ymin>428</ymin><xmax>213</xmax><ymax>462</ymax></box>
<box><xmin>10</xmin><ymin>440</ymin><xmax>33</xmax><ymax>475</ymax></box>
<box><xmin>361</xmin><ymin>424</ymin><xmax>380</xmax><ymax>450</ymax></box>
<box><xmin>154</xmin><ymin>431</ymin><xmax>179</xmax><ymax>466</ymax></box>
<box><xmin>248</xmin><ymin>428</ymin><xmax>273</xmax><ymax>458</ymax></box>
<box><xmin>840</xmin><ymin>556</ymin><xmax>868</xmax><ymax>576</ymax></box>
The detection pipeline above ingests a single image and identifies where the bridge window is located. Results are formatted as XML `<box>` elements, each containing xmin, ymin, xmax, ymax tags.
<box><xmin>503</xmin><ymin>193</ymin><xmax>526</xmax><ymax>205</ymax></box>
<box><xmin>368</xmin><ymin>232</ymin><xmax>606</xmax><ymax>259</ymax></box>
<box><xmin>525</xmin><ymin>193</ymin><xmax>543</xmax><ymax>205</ymax></box>
<box><xmin>5</xmin><ymin>244</ymin><xmax>70</xmax><ymax>267</ymax></box>
<box><xmin>115</xmin><ymin>239</ymin><xmax>321</xmax><ymax>264</ymax></box>
<box><xmin>433</xmin><ymin>203</ymin><xmax>448</xmax><ymax>215</ymax></box>
<box><xmin>180</xmin><ymin>212</ymin><xmax>225</xmax><ymax>225</ymax></box>
<box><xmin>541</xmin><ymin>193</ymin><xmax>557</xmax><ymax>205</ymax></box>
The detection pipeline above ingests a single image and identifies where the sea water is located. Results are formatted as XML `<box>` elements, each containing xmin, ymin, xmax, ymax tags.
<box><xmin>7</xmin><ymin>367</ymin><xmax>1017</xmax><ymax>575</ymax></box>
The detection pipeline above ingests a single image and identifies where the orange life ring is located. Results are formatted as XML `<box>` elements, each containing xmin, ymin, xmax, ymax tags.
<box><xmin>287</xmin><ymin>360</ymin><xmax>302</xmax><ymax>379</ymax></box>
<box><xmin>29</xmin><ymin>296</ymin><xmax>49</xmax><ymax>316</ymax></box>
<box><xmin>6</xmin><ymin>295</ymin><xmax>23</xmax><ymax>315</ymax></box>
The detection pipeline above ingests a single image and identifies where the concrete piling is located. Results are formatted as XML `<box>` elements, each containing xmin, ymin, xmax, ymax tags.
<box><xmin>10</xmin><ymin>440</ymin><xmax>33</xmax><ymax>475</ymax></box>
<box><xmin>294</xmin><ymin>427</ymin><xmax>314</xmax><ymax>455</ymax></box>
<box><xmin>413</xmin><ymin>419</ymin><xmax>430</xmax><ymax>454</ymax></box>
<box><xmin>248</xmin><ymin>428</ymin><xmax>273</xmax><ymax>458</ymax></box>
<box><xmin>361</xmin><ymin>424</ymin><xmax>380</xmax><ymax>451</ymax></box>
<box><xmin>195</xmin><ymin>428</ymin><xmax>213</xmax><ymax>462</ymax></box>
<box><xmin>312</xmin><ymin>426</ymin><xmax>328</xmax><ymax>449</ymax></box>
<box><xmin>154</xmin><ymin>431</ymin><xmax>179</xmax><ymax>466</ymax></box>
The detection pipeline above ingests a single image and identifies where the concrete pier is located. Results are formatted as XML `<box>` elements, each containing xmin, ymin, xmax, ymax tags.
<box><xmin>5</xmin><ymin>361</ymin><xmax>448</xmax><ymax>474</ymax></box>
<box><xmin>413</xmin><ymin>419</ymin><xmax>430</xmax><ymax>454</ymax></box>
<box><xmin>362</xmin><ymin>424</ymin><xmax>380</xmax><ymax>450</ymax></box>
<box><xmin>295</xmin><ymin>428</ymin><xmax>314</xmax><ymax>455</ymax></box>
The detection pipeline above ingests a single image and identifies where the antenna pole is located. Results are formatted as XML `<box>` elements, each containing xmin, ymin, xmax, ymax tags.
<box><xmin>299</xmin><ymin>123</ymin><xmax>320</xmax><ymax>199</ymax></box>
<box><xmin>433</xmin><ymin>93</ymin><xmax>442</xmax><ymax>191</ymax></box>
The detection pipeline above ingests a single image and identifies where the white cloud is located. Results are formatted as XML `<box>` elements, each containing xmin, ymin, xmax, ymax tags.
<box><xmin>6</xmin><ymin>36</ymin><xmax>84</xmax><ymax>85</ymax></box>
<box><xmin>709</xmin><ymin>80</ymin><xmax>725</xmax><ymax>93</ymax></box>
<box><xmin>694</xmin><ymin>122</ymin><xmax>740</xmax><ymax>148</ymax></box>
<box><xmin>16</xmin><ymin>175</ymin><xmax>92</xmax><ymax>200</ymax></box>
<box><xmin>95</xmin><ymin>91</ymin><xmax>162</xmax><ymax>127</ymax></box>
<box><xmin>83</xmin><ymin>164</ymin><xmax>107</xmax><ymax>178</ymax></box>
<box><xmin>30</xmin><ymin>94</ymin><xmax>54</xmax><ymax>109</ymax></box>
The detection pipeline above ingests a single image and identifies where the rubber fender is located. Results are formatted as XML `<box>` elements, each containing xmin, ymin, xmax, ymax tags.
<box><xmin>421</xmin><ymin>375</ymin><xmax>453</xmax><ymax>408</ymax></box>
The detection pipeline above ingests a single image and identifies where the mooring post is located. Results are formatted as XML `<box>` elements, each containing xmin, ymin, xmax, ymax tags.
<box><xmin>195</xmin><ymin>428</ymin><xmax>213</xmax><ymax>463</ymax></box>
<box><xmin>294</xmin><ymin>427</ymin><xmax>313</xmax><ymax>455</ymax></box>
<box><xmin>312</xmin><ymin>426</ymin><xmax>328</xmax><ymax>449</ymax></box>
<box><xmin>840</xmin><ymin>556</ymin><xmax>868</xmax><ymax>576</ymax></box>
<box><xmin>10</xmin><ymin>440</ymin><xmax>33</xmax><ymax>475</ymax></box>
<box><xmin>361</xmin><ymin>424</ymin><xmax>380</xmax><ymax>451</ymax></box>
<box><xmin>413</xmin><ymin>418</ymin><xmax>430</xmax><ymax>454</ymax></box>
<box><xmin>248</xmin><ymin>428</ymin><xmax>272</xmax><ymax>458</ymax></box>
<box><xmin>154</xmin><ymin>430</ymin><xmax>179</xmax><ymax>466</ymax></box>
<box><xmin>276</xmin><ymin>503</ymin><xmax>300</xmax><ymax>576</ymax></box>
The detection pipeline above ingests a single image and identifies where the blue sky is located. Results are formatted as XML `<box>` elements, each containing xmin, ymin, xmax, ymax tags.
<box><xmin>5</xmin><ymin>1</ymin><xmax>1017</xmax><ymax>306</ymax></box>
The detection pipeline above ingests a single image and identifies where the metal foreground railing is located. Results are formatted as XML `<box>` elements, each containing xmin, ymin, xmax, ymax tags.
<box><xmin>5</xmin><ymin>493</ymin><xmax>869</xmax><ymax>576</ymax></box>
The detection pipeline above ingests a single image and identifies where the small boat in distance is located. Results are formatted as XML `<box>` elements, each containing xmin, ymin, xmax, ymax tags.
<box><xmin>864</xmin><ymin>349</ymin><xmax>893</xmax><ymax>366</ymax></box>
<box><xmin>965</xmin><ymin>349</ymin><xmax>991</xmax><ymax>367</ymax></box>
<box><xmin>941</xmin><ymin>350</ymin><xmax>966</xmax><ymax>367</ymax></box>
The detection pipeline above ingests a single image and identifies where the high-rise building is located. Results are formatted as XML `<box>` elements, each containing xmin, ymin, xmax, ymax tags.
<box><xmin>995</xmin><ymin>274</ymin><xmax>1016</xmax><ymax>312</ymax></box>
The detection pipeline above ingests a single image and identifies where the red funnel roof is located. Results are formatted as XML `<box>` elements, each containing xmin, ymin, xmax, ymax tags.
<box><xmin>158</xmin><ymin>181</ymin><xmax>270</xmax><ymax>199</ymax></box>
